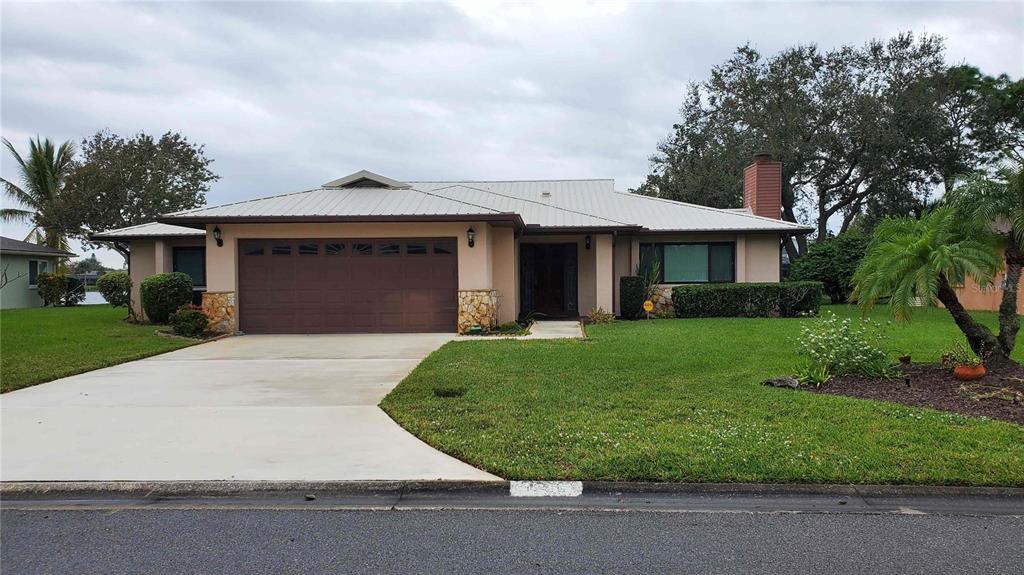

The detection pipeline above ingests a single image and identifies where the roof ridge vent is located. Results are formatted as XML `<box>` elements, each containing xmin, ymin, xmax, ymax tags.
<box><xmin>323</xmin><ymin>170</ymin><xmax>411</xmax><ymax>189</ymax></box>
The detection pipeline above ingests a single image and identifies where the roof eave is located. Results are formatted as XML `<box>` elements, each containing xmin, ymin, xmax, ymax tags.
<box><xmin>0</xmin><ymin>249</ymin><xmax>76</xmax><ymax>258</ymax></box>
<box><xmin>157</xmin><ymin>213</ymin><xmax>527</xmax><ymax>230</ymax></box>
<box><xmin>636</xmin><ymin>226</ymin><xmax>814</xmax><ymax>235</ymax></box>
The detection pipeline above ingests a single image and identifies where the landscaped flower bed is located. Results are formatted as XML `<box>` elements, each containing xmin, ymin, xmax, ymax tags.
<box><xmin>807</xmin><ymin>362</ymin><xmax>1024</xmax><ymax>425</ymax></box>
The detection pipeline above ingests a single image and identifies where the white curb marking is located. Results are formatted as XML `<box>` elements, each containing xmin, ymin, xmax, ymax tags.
<box><xmin>509</xmin><ymin>481</ymin><xmax>583</xmax><ymax>497</ymax></box>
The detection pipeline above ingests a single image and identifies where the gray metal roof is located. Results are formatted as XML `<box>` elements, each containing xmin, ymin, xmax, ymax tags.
<box><xmin>0</xmin><ymin>236</ymin><xmax>76</xmax><ymax>257</ymax></box>
<box><xmin>159</xmin><ymin>173</ymin><xmax>811</xmax><ymax>233</ymax></box>
<box><xmin>91</xmin><ymin>222</ymin><xmax>205</xmax><ymax>239</ymax></box>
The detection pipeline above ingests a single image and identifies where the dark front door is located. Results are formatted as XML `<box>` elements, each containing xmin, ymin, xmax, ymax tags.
<box><xmin>237</xmin><ymin>238</ymin><xmax>458</xmax><ymax>333</ymax></box>
<box><xmin>520</xmin><ymin>243</ymin><xmax>578</xmax><ymax>318</ymax></box>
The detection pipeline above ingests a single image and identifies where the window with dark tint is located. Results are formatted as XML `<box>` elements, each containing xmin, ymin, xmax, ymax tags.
<box><xmin>640</xmin><ymin>243</ymin><xmax>734</xmax><ymax>283</ymax></box>
<box><xmin>352</xmin><ymin>243</ymin><xmax>373</xmax><ymax>256</ymax></box>
<box><xmin>298</xmin><ymin>243</ymin><xmax>319</xmax><ymax>256</ymax></box>
<box><xmin>173</xmin><ymin>247</ymin><xmax>206</xmax><ymax>287</ymax></box>
<box><xmin>325</xmin><ymin>243</ymin><xmax>345</xmax><ymax>256</ymax></box>
<box><xmin>406</xmin><ymin>242</ymin><xmax>427</xmax><ymax>255</ymax></box>
<box><xmin>379</xmin><ymin>242</ymin><xmax>400</xmax><ymax>256</ymax></box>
<box><xmin>271</xmin><ymin>244</ymin><xmax>291</xmax><ymax>256</ymax></box>
<box><xmin>243</xmin><ymin>245</ymin><xmax>264</xmax><ymax>256</ymax></box>
<box><xmin>28</xmin><ymin>260</ymin><xmax>48</xmax><ymax>286</ymax></box>
<box><xmin>433</xmin><ymin>239</ymin><xmax>456</xmax><ymax>255</ymax></box>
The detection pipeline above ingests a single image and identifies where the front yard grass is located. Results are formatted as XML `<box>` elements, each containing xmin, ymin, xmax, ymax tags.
<box><xmin>1</xmin><ymin>305</ymin><xmax>194</xmax><ymax>393</ymax></box>
<box><xmin>381</xmin><ymin>305</ymin><xmax>1024</xmax><ymax>486</ymax></box>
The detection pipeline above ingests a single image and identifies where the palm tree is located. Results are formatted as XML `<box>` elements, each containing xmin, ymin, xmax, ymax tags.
<box><xmin>853</xmin><ymin>207</ymin><xmax>1015</xmax><ymax>366</ymax></box>
<box><xmin>948</xmin><ymin>157</ymin><xmax>1024</xmax><ymax>358</ymax></box>
<box><xmin>1</xmin><ymin>136</ymin><xmax>76</xmax><ymax>250</ymax></box>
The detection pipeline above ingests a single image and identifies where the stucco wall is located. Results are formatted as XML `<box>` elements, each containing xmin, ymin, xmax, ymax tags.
<box><xmin>0</xmin><ymin>254</ymin><xmax>59</xmax><ymax>309</ymax></box>
<box><xmin>955</xmin><ymin>274</ymin><xmax>1024</xmax><ymax>315</ymax></box>
<box><xmin>490</xmin><ymin>226</ymin><xmax>518</xmax><ymax>323</ymax></box>
<box><xmin>128</xmin><ymin>237</ymin><xmax>205</xmax><ymax>320</ymax></box>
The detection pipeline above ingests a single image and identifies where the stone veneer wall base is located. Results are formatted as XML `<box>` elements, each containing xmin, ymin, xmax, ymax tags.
<box><xmin>202</xmin><ymin>291</ymin><xmax>238</xmax><ymax>334</ymax></box>
<box><xmin>457</xmin><ymin>289</ymin><xmax>499</xmax><ymax>334</ymax></box>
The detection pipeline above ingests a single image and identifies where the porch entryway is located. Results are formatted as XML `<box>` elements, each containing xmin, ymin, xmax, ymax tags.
<box><xmin>519</xmin><ymin>243</ymin><xmax>578</xmax><ymax>318</ymax></box>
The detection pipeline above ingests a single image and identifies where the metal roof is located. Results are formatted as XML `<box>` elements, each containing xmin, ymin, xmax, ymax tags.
<box><xmin>157</xmin><ymin>173</ymin><xmax>812</xmax><ymax>234</ymax></box>
<box><xmin>91</xmin><ymin>222</ymin><xmax>205</xmax><ymax>239</ymax></box>
<box><xmin>0</xmin><ymin>236</ymin><xmax>76</xmax><ymax>257</ymax></box>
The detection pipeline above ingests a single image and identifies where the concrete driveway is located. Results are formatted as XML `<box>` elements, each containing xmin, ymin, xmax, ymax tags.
<box><xmin>1</xmin><ymin>334</ymin><xmax>499</xmax><ymax>482</ymax></box>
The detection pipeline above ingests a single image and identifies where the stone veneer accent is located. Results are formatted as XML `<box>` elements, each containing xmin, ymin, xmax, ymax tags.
<box><xmin>457</xmin><ymin>289</ymin><xmax>499</xmax><ymax>334</ymax></box>
<box><xmin>648</xmin><ymin>285</ymin><xmax>675</xmax><ymax>316</ymax></box>
<box><xmin>202</xmin><ymin>291</ymin><xmax>237</xmax><ymax>334</ymax></box>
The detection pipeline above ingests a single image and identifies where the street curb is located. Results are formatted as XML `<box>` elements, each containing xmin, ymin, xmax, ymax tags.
<box><xmin>2</xmin><ymin>480</ymin><xmax>1022</xmax><ymax>499</ymax></box>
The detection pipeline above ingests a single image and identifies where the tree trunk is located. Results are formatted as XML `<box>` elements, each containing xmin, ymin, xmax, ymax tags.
<box><xmin>935</xmin><ymin>273</ymin><xmax>1013</xmax><ymax>367</ymax></box>
<box><xmin>997</xmin><ymin>238</ymin><xmax>1022</xmax><ymax>357</ymax></box>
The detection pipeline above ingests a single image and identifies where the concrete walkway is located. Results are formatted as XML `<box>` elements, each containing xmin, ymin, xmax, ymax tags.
<box><xmin>453</xmin><ymin>320</ymin><xmax>585</xmax><ymax>341</ymax></box>
<box><xmin>1</xmin><ymin>334</ymin><xmax>499</xmax><ymax>482</ymax></box>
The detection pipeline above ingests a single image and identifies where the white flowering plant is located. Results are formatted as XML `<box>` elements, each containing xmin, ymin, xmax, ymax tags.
<box><xmin>794</xmin><ymin>312</ymin><xmax>895</xmax><ymax>386</ymax></box>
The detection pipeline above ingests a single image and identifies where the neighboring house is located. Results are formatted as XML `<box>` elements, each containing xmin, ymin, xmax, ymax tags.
<box><xmin>93</xmin><ymin>155</ymin><xmax>811</xmax><ymax>334</ymax></box>
<box><xmin>0</xmin><ymin>237</ymin><xmax>76</xmax><ymax>309</ymax></box>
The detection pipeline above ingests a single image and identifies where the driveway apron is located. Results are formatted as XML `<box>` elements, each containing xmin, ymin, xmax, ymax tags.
<box><xmin>1</xmin><ymin>334</ymin><xmax>498</xmax><ymax>481</ymax></box>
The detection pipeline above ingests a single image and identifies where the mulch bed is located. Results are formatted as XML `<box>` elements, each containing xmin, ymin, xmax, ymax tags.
<box><xmin>807</xmin><ymin>363</ymin><xmax>1024</xmax><ymax>425</ymax></box>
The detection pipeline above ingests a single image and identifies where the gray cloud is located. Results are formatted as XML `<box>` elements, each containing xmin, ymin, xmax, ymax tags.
<box><xmin>2</xmin><ymin>1</ymin><xmax>1021</xmax><ymax>266</ymax></box>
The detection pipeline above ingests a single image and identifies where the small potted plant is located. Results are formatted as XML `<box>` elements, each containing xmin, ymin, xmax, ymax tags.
<box><xmin>942</xmin><ymin>342</ymin><xmax>986</xmax><ymax>381</ymax></box>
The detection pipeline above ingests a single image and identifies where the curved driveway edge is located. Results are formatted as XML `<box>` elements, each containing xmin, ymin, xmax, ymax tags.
<box><xmin>1</xmin><ymin>334</ymin><xmax>499</xmax><ymax>482</ymax></box>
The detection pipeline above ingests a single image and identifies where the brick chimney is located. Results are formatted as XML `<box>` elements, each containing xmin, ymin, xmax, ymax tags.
<box><xmin>743</xmin><ymin>153</ymin><xmax>782</xmax><ymax>219</ymax></box>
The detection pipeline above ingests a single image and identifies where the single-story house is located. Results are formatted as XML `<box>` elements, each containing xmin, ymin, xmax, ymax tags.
<box><xmin>93</xmin><ymin>155</ymin><xmax>812</xmax><ymax>334</ymax></box>
<box><xmin>0</xmin><ymin>237</ymin><xmax>76</xmax><ymax>309</ymax></box>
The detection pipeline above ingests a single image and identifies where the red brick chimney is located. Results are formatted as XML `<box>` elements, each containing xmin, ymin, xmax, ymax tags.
<box><xmin>743</xmin><ymin>153</ymin><xmax>782</xmax><ymax>219</ymax></box>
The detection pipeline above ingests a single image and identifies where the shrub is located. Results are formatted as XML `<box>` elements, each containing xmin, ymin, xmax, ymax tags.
<box><xmin>96</xmin><ymin>271</ymin><xmax>132</xmax><ymax>308</ymax></box>
<box><xmin>139</xmin><ymin>272</ymin><xmax>193</xmax><ymax>323</ymax></box>
<box><xmin>794</xmin><ymin>312</ymin><xmax>894</xmax><ymax>385</ymax></box>
<box><xmin>788</xmin><ymin>231</ymin><xmax>868</xmax><ymax>303</ymax></box>
<box><xmin>35</xmin><ymin>272</ymin><xmax>83</xmax><ymax>307</ymax></box>
<box><xmin>169</xmin><ymin>304</ymin><xmax>209</xmax><ymax>338</ymax></box>
<box><xmin>671</xmin><ymin>282</ymin><xmax>823</xmax><ymax>318</ymax></box>
<box><xmin>619</xmin><ymin>276</ymin><xmax>646</xmax><ymax>319</ymax></box>
<box><xmin>941</xmin><ymin>341</ymin><xmax>981</xmax><ymax>369</ymax></box>
<box><xmin>587</xmin><ymin>307</ymin><xmax>615</xmax><ymax>324</ymax></box>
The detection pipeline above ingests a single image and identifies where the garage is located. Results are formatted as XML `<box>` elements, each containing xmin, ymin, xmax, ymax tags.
<box><xmin>237</xmin><ymin>238</ymin><xmax>458</xmax><ymax>333</ymax></box>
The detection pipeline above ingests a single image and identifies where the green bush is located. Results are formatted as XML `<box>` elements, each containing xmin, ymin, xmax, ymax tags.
<box><xmin>139</xmin><ymin>272</ymin><xmax>193</xmax><ymax>323</ymax></box>
<box><xmin>788</xmin><ymin>231</ymin><xmax>868</xmax><ymax>303</ymax></box>
<box><xmin>169</xmin><ymin>304</ymin><xmax>208</xmax><ymax>338</ymax></box>
<box><xmin>36</xmin><ymin>272</ymin><xmax>84</xmax><ymax>307</ymax></box>
<box><xmin>794</xmin><ymin>312</ymin><xmax>894</xmax><ymax>385</ymax></box>
<box><xmin>619</xmin><ymin>276</ymin><xmax>646</xmax><ymax>319</ymax></box>
<box><xmin>671</xmin><ymin>281</ymin><xmax>823</xmax><ymax>318</ymax></box>
<box><xmin>96</xmin><ymin>271</ymin><xmax>132</xmax><ymax>308</ymax></box>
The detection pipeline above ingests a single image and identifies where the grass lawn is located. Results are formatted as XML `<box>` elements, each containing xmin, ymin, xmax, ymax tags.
<box><xmin>382</xmin><ymin>305</ymin><xmax>1024</xmax><ymax>486</ymax></box>
<box><xmin>1</xmin><ymin>305</ymin><xmax>195</xmax><ymax>393</ymax></box>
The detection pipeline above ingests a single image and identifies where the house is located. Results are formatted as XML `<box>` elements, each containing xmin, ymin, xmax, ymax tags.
<box><xmin>92</xmin><ymin>155</ymin><xmax>811</xmax><ymax>334</ymax></box>
<box><xmin>0</xmin><ymin>237</ymin><xmax>76</xmax><ymax>309</ymax></box>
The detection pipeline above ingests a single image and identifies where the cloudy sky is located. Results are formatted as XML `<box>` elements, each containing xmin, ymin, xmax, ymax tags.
<box><xmin>2</xmin><ymin>0</ymin><xmax>1022</xmax><ymax>266</ymax></box>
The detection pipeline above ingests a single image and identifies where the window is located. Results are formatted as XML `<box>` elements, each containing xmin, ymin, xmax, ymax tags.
<box><xmin>243</xmin><ymin>244</ymin><xmax>264</xmax><ymax>256</ymax></box>
<box><xmin>28</xmin><ymin>260</ymin><xmax>48</xmax><ymax>287</ymax></box>
<box><xmin>433</xmin><ymin>240</ymin><xmax>456</xmax><ymax>255</ymax></box>
<box><xmin>271</xmin><ymin>244</ymin><xmax>291</xmax><ymax>256</ymax></box>
<box><xmin>298</xmin><ymin>243</ymin><xmax>319</xmax><ymax>256</ymax></box>
<box><xmin>406</xmin><ymin>242</ymin><xmax>427</xmax><ymax>255</ymax></box>
<box><xmin>352</xmin><ymin>243</ymin><xmax>373</xmax><ymax>256</ymax></box>
<box><xmin>379</xmin><ymin>242</ymin><xmax>400</xmax><ymax>256</ymax></box>
<box><xmin>325</xmin><ymin>243</ymin><xmax>345</xmax><ymax>256</ymax></box>
<box><xmin>173</xmin><ymin>247</ymin><xmax>206</xmax><ymax>287</ymax></box>
<box><xmin>640</xmin><ymin>242</ymin><xmax>734</xmax><ymax>283</ymax></box>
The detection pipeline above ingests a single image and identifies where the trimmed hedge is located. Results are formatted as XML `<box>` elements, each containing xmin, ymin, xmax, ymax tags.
<box><xmin>96</xmin><ymin>271</ymin><xmax>132</xmax><ymax>308</ymax></box>
<box><xmin>671</xmin><ymin>281</ymin><xmax>823</xmax><ymax>318</ymax></box>
<box><xmin>169</xmin><ymin>304</ymin><xmax>209</xmax><ymax>338</ymax></box>
<box><xmin>140</xmin><ymin>272</ymin><xmax>194</xmax><ymax>323</ymax></box>
<box><xmin>619</xmin><ymin>276</ymin><xmax>646</xmax><ymax>319</ymax></box>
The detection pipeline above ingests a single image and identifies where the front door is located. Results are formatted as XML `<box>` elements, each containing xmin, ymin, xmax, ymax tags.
<box><xmin>519</xmin><ymin>243</ymin><xmax>578</xmax><ymax>318</ymax></box>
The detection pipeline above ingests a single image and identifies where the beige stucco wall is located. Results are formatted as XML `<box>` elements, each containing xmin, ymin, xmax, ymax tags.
<box><xmin>612</xmin><ymin>235</ymin><xmax>632</xmax><ymax>316</ymax></box>
<box><xmin>204</xmin><ymin>221</ymin><xmax>496</xmax><ymax>293</ymax></box>
<box><xmin>490</xmin><ymin>226</ymin><xmax>518</xmax><ymax>323</ymax></box>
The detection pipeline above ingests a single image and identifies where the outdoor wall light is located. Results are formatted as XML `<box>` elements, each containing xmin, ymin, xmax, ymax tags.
<box><xmin>467</xmin><ymin>227</ymin><xmax>476</xmax><ymax>248</ymax></box>
<box><xmin>213</xmin><ymin>226</ymin><xmax>223</xmax><ymax>247</ymax></box>
<box><xmin>585</xmin><ymin>234</ymin><xmax>592</xmax><ymax>250</ymax></box>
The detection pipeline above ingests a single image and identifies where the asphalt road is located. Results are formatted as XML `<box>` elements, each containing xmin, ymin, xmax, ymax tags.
<box><xmin>3</xmin><ymin>499</ymin><xmax>1023</xmax><ymax>575</ymax></box>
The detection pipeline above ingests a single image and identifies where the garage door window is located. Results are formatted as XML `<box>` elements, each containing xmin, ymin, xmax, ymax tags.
<box><xmin>326</xmin><ymin>243</ymin><xmax>344</xmax><ymax>256</ymax></box>
<box><xmin>433</xmin><ymin>240</ymin><xmax>455</xmax><ymax>255</ymax></box>
<box><xmin>244</xmin><ymin>244</ymin><xmax>264</xmax><ymax>256</ymax></box>
<box><xmin>271</xmin><ymin>244</ymin><xmax>291</xmax><ymax>256</ymax></box>
<box><xmin>406</xmin><ymin>242</ymin><xmax>427</xmax><ymax>255</ymax></box>
<box><xmin>379</xmin><ymin>242</ymin><xmax>400</xmax><ymax>256</ymax></box>
<box><xmin>298</xmin><ymin>243</ymin><xmax>319</xmax><ymax>256</ymax></box>
<box><xmin>352</xmin><ymin>243</ymin><xmax>373</xmax><ymax>256</ymax></box>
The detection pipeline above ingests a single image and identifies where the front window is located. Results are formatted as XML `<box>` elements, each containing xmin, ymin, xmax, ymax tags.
<box><xmin>172</xmin><ymin>247</ymin><xmax>206</xmax><ymax>287</ymax></box>
<box><xmin>28</xmin><ymin>260</ymin><xmax>49</xmax><ymax>287</ymax></box>
<box><xmin>640</xmin><ymin>242</ymin><xmax>735</xmax><ymax>283</ymax></box>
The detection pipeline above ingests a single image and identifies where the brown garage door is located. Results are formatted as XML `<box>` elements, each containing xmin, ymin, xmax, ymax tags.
<box><xmin>237</xmin><ymin>238</ymin><xmax>458</xmax><ymax>333</ymax></box>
